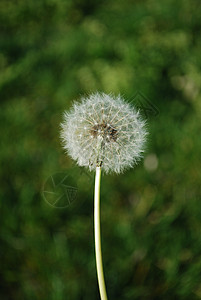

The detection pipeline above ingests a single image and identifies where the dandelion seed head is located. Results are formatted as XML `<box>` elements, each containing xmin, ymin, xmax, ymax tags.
<box><xmin>60</xmin><ymin>92</ymin><xmax>148</xmax><ymax>173</ymax></box>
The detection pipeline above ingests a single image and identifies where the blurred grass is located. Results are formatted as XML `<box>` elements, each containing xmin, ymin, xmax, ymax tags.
<box><xmin>0</xmin><ymin>0</ymin><xmax>201</xmax><ymax>299</ymax></box>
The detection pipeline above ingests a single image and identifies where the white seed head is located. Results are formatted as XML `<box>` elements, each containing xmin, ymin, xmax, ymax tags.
<box><xmin>60</xmin><ymin>93</ymin><xmax>148</xmax><ymax>173</ymax></box>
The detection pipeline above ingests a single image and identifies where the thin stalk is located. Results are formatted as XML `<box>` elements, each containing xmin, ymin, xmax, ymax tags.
<box><xmin>94</xmin><ymin>166</ymin><xmax>108</xmax><ymax>300</ymax></box>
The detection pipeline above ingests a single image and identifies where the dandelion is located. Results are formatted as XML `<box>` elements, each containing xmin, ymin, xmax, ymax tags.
<box><xmin>60</xmin><ymin>93</ymin><xmax>148</xmax><ymax>300</ymax></box>
<box><xmin>61</xmin><ymin>92</ymin><xmax>147</xmax><ymax>174</ymax></box>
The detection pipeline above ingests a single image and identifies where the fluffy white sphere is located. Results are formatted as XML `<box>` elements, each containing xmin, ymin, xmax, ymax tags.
<box><xmin>60</xmin><ymin>93</ymin><xmax>148</xmax><ymax>173</ymax></box>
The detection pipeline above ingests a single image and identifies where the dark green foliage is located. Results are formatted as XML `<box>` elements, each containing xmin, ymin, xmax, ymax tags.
<box><xmin>0</xmin><ymin>0</ymin><xmax>201</xmax><ymax>299</ymax></box>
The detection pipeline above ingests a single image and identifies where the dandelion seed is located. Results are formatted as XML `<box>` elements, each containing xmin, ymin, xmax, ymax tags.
<box><xmin>60</xmin><ymin>92</ymin><xmax>148</xmax><ymax>173</ymax></box>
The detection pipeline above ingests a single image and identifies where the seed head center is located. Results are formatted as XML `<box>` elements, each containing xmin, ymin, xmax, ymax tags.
<box><xmin>90</xmin><ymin>122</ymin><xmax>118</xmax><ymax>142</ymax></box>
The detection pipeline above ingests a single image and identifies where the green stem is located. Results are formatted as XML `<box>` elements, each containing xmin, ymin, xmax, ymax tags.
<box><xmin>94</xmin><ymin>166</ymin><xmax>108</xmax><ymax>300</ymax></box>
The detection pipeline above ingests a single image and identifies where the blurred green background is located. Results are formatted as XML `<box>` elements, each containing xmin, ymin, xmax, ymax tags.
<box><xmin>0</xmin><ymin>0</ymin><xmax>201</xmax><ymax>299</ymax></box>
